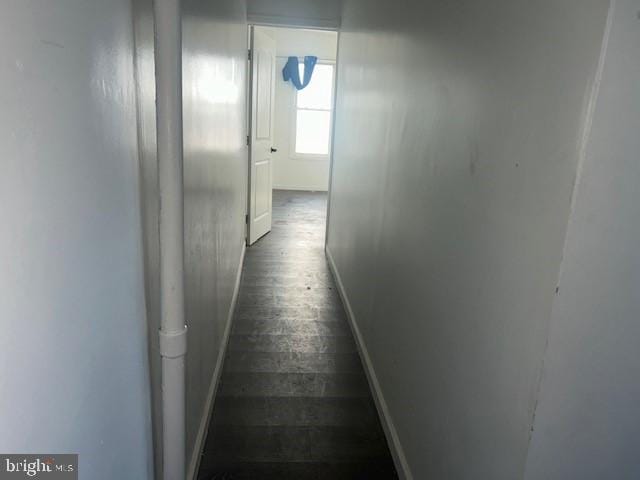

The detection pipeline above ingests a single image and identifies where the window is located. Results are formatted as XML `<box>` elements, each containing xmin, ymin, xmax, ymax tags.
<box><xmin>294</xmin><ymin>63</ymin><xmax>334</xmax><ymax>156</ymax></box>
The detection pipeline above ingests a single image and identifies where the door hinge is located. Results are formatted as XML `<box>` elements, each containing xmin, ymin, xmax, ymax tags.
<box><xmin>245</xmin><ymin>214</ymin><xmax>249</xmax><ymax>224</ymax></box>
<box><xmin>248</xmin><ymin>49</ymin><xmax>252</xmax><ymax>61</ymax></box>
<box><xmin>246</xmin><ymin>135</ymin><xmax>250</xmax><ymax>147</ymax></box>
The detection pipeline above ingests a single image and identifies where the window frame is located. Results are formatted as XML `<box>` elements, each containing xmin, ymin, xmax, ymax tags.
<box><xmin>289</xmin><ymin>60</ymin><xmax>336</xmax><ymax>160</ymax></box>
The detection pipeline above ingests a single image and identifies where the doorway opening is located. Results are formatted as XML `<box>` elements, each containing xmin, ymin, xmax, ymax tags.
<box><xmin>246</xmin><ymin>25</ymin><xmax>338</xmax><ymax>245</ymax></box>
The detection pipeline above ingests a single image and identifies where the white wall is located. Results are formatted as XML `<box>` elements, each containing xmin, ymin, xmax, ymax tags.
<box><xmin>524</xmin><ymin>2</ymin><xmax>640</xmax><ymax>478</ymax></box>
<box><xmin>327</xmin><ymin>0</ymin><xmax>612</xmax><ymax>478</ymax></box>
<box><xmin>258</xmin><ymin>27</ymin><xmax>337</xmax><ymax>191</ymax></box>
<box><xmin>0</xmin><ymin>0</ymin><xmax>153</xmax><ymax>478</ymax></box>
<box><xmin>133</xmin><ymin>0</ymin><xmax>248</xmax><ymax>477</ymax></box>
<box><xmin>248</xmin><ymin>0</ymin><xmax>342</xmax><ymax>29</ymax></box>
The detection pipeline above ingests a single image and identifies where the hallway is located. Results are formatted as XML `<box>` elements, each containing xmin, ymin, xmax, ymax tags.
<box><xmin>197</xmin><ymin>190</ymin><xmax>397</xmax><ymax>479</ymax></box>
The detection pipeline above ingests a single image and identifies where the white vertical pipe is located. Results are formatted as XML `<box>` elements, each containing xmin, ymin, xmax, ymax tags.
<box><xmin>152</xmin><ymin>0</ymin><xmax>187</xmax><ymax>479</ymax></box>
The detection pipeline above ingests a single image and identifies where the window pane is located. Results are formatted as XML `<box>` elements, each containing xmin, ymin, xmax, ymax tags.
<box><xmin>297</xmin><ymin>64</ymin><xmax>333</xmax><ymax>110</ymax></box>
<box><xmin>295</xmin><ymin>110</ymin><xmax>331</xmax><ymax>155</ymax></box>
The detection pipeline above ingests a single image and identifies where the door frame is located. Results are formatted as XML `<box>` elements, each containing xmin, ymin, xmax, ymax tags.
<box><xmin>245</xmin><ymin>23</ymin><xmax>341</xmax><ymax>248</ymax></box>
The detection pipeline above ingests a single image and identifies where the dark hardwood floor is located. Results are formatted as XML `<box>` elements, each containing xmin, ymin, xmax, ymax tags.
<box><xmin>197</xmin><ymin>190</ymin><xmax>398</xmax><ymax>480</ymax></box>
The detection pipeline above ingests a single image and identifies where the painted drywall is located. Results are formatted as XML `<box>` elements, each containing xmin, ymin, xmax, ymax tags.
<box><xmin>247</xmin><ymin>0</ymin><xmax>341</xmax><ymax>29</ymax></box>
<box><xmin>327</xmin><ymin>0</ymin><xmax>610</xmax><ymax>478</ymax></box>
<box><xmin>259</xmin><ymin>26</ymin><xmax>338</xmax><ymax>59</ymax></box>
<box><xmin>257</xmin><ymin>27</ymin><xmax>337</xmax><ymax>191</ymax></box>
<box><xmin>524</xmin><ymin>2</ymin><xmax>640</xmax><ymax>478</ymax></box>
<box><xmin>0</xmin><ymin>0</ymin><xmax>153</xmax><ymax>478</ymax></box>
<box><xmin>133</xmin><ymin>0</ymin><xmax>248</xmax><ymax>477</ymax></box>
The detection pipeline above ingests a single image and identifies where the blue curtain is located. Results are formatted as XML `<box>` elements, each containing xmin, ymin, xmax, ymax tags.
<box><xmin>282</xmin><ymin>56</ymin><xmax>318</xmax><ymax>90</ymax></box>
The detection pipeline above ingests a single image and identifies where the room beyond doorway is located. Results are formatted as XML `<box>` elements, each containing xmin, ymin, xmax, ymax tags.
<box><xmin>246</xmin><ymin>25</ymin><xmax>338</xmax><ymax>245</ymax></box>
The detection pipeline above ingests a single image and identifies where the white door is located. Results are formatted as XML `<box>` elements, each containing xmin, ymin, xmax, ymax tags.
<box><xmin>247</xmin><ymin>27</ymin><xmax>276</xmax><ymax>245</ymax></box>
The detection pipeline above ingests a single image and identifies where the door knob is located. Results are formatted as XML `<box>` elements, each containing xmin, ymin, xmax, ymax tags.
<box><xmin>270</xmin><ymin>147</ymin><xmax>278</xmax><ymax>153</ymax></box>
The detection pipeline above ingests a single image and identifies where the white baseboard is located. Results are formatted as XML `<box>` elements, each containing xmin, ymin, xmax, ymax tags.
<box><xmin>273</xmin><ymin>185</ymin><xmax>328</xmax><ymax>192</ymax></box>
<box><xmin>325</xmin><ymin>246</ymin><xmax>413</xmax><ymax>480</ymax></box>
<box><xmin>187</xmin><ymin>241</ymin><xmax>246</xmax><ymax>480</ymax></box>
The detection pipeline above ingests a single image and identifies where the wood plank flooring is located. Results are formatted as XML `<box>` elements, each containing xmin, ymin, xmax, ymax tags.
<box><xmin>197</xmin><ymin>190</ymin><xmax>398</xmax><ymax>480</ymax></box>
